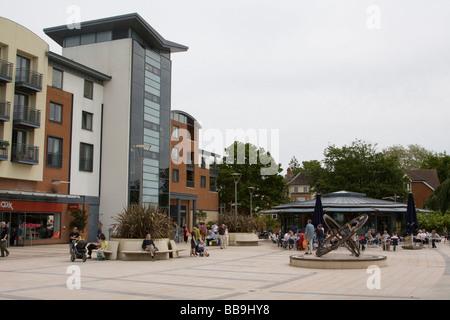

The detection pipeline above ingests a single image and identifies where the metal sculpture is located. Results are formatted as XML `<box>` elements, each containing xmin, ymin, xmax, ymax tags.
<box><xmin>316</xmin><ymin>213</ymin><xmax>368</xmax><ymax>257</ymax></box>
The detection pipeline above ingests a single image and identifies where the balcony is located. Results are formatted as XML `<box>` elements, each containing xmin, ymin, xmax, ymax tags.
<box><xmin>0</xmin><ymin>100</ymin><xmax>11</xmax><ymax>122</ymax></box>
<box><xmin>11</xmin><ymin>143</ymin><xmax>39</xmax><ymax>165</ymax></box>
<box><xmin>0</xmin><ymin>59</ymin><xmax>13</xmax><ymax>85</ymax></box>
<box><xmin>15</xmin><ymin>68</ymin><xmax>42</xmax><ymax>93</ymax></box>
<box><xmin>13</xmin><ymin>105</ymin><xmax>41</xmax><ymax>129</ymax></box>
<box><xmin>186</xmin><ymin>180</ymin><xmax>194</xmax><ymax>188</ymax></box>
<box><xmin>0</xmin><ymin>140</ymin><xmax>9</xmax><ymax>161</ymax></box>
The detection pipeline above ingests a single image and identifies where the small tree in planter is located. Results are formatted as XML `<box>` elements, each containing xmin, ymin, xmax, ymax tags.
<box><xmin>114</xmin><ymin>203</ymin><xmax>173</xmax><ymax>239</ymax></box>
<box><xmin>69</xmin><ymin>209</ymin><xmax>88</xmax><ymax>233</ymax></box>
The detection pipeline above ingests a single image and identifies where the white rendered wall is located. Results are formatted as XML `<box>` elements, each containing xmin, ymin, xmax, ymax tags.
<box><xmin>63</xmin><ymin>39</ymin><xmax>133</xmax><ymax>232</ymax></box>
<box><xmin>62</xmin><ymin>72</ymin><xmax>103</xmax><ymax>198</ymax></box>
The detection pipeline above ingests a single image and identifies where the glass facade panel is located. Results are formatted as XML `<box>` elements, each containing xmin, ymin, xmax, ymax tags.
<box><xmin>128</xmin><ymin>41</ymin><xmax>171</xmax><ymax>212</ymax></box>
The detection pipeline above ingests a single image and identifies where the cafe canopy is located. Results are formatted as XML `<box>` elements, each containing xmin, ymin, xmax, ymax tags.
<box><xmin>261</xmin><ymin>191</ymin><xmax>432</xmax><ymax>235</ymax></box>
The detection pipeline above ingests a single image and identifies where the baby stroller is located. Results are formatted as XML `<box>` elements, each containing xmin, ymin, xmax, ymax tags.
<box><xmin>70</xmin><ymin>240</ymin><xmax>87</xmax><ymax>262</ymax></box>
<box><xmin>196</xmin><ymin>243</ymin><xmax>210</xmax><ymax>257</ymax></box>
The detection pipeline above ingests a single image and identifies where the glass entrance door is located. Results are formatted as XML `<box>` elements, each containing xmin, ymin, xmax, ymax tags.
<box><xmin>0</xmin><ymin>212</ymin><xmax>26</xmax><ymax>246</ymax></box>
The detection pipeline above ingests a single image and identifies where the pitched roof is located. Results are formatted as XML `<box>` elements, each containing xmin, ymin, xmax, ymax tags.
<box><xmin>403</xmin><ymin>169</ymin><xmax>440</xmax><ymax>190</ymax></box>
<box><xmin>286</xmin><ymin>172</ymin><xmax>311</xmax><ymax>186</ymax></box>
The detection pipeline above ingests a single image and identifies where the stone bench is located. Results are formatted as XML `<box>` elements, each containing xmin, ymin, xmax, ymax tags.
<box><xmin>120</xmin><ymin>239</ymin><xmax>172</xmax><ymax>261</ymax></box>
<box><xmin>92</xmin><ymin>240</ymin><xmax>119</xmax><ymax>260</ymax></box>
<box><xmin>169</xmin><ymin>240</ymin><xmax>186</xmax><ymax>258</ymax></box>
<box><xmin>235</xmin><ymin>240</ymin><xmax>260</xmax><ymax>246</ymax></box>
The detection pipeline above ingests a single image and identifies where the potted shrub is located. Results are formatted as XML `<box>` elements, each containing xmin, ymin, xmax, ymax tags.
<box><xmin>69</xmin><ymin>209</ymin><xmax>88</xmax><ymax>238</ymax></box>
<box><xmin>219</xmin><ymin>212</ymin><xmax>265</xmax><ymax>245</ymax></box>
<box><xmin>113</xmin><ymin>204</ymin><xmax>174</xmax><ymax>259</ymax></box>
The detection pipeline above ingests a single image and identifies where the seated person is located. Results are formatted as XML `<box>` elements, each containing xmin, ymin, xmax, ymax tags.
<box><xmin>430</xmin><ymin>230</ymin><xmax>441</xmax><ymax>248</ymax></box>
<box><xmin>97</xmin><ymin>233</ymin><xmax>108</xmax><ymax>260</ymax></box>
<box><xmin>86</xmin><ymin>236</ymin><xmax>102</xmax><ymax>258</ymax></box>
<box><xmin>206</xmin><ymin>230</ymin><xmax>216</xmax><ymax>246</ymax></box>
<box><xmin>391</xmin><ymin>233</ymin><xmax>399</xmax><ymax>251</ymax></box>
<box><xmin>197</xmin><ymin>239</ymin><xmax>210</xmax><ymax>257</ymax></box>
<box><xmin>142</xmin><ymin>234</ymin><xmax>157</xmax><ymax>261</ymax></box>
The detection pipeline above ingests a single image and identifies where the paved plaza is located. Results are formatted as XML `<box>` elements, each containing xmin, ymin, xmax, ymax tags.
<box><xmin>0</xmin><ymin>239</ymin><xmax>449</xmax><ymax>300</ymax></box>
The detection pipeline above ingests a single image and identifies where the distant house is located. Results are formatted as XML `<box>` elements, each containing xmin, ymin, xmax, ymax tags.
<box><xmin>285</xmin><ymin>168</ymin><xmax>315</xmax><ymax>202</ymax></box>
<box><xmin>403</xmin><ymin>169</ymin><xmax>440</xmax><ymax>208</ymax></box>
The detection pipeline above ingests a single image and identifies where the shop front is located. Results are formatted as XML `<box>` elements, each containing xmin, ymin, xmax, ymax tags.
<box><xmin>0</xmin><ymin>200</ymin><xmax>67</xmax><ymax>246</ymax></box>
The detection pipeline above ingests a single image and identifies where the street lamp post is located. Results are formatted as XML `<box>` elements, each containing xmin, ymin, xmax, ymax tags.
<box><xmin>231</xmin><ymin>173</ymin><xmax>242</xmax><ymax>219</ymax></box>
<box><xmin>248</xmin><ymin>187</ymin><xmax>255</xmax><ymax>218</ymax></box>
<box><xmin>133</xmin><ymin>144</ymin><xmax>151</xmax><ymax>207</ymax></box>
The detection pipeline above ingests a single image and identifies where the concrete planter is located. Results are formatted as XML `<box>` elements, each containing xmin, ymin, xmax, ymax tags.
<box><xmin>113</xmin><ymin>238</ymin><xmax>170</xmax><ymax>260</ymax></box>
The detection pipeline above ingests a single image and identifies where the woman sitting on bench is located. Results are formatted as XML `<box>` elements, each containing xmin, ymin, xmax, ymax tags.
<box><xmin>142</xmin><ymin>234</ymin><xmax>156</xmax><ymax>261</ymax></box>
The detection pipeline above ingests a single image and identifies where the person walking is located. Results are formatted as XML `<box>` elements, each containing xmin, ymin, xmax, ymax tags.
<box><xmin>218</xmin><ymin>224</ymin><xmax>227</xmax><ymax>249</ymax></box>
<box><xmin>0</xmin><ymin>221</ymin><xmax>10</xmax><ymax>257</ymax></box>
<box><xmin>304</xmin><ymin>219</ymin><xmax>314</xmax><ymax>255</ymax></box>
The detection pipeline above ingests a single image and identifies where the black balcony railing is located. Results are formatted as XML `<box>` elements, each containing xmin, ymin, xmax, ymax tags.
<box><xmin>0</xmin><ymin>141</ymin><xmax>9</xmax><ymax>161</ymax></box>
<box><xmin>0</xmin><ymin>60</ymin><xmax>13</xmax><ymax>83</ymax></box>
<box><xmin>11</xmin><ymin>143</ymin><xmax>39</xmax><ymax>165</ymax></box>
<box><xmin>15</xmin><ymin>67</ymin><xmax>42</xmax><ymax>92</ymax></box>
<box><xmin>0</xmin><ymin>100</ymin><xmax>11</xmax><ymax>121</ymax></box>
<box><xmin>186</xmin><ymin>180</ymin><xmax>194</xmax><ymax>188</ymax></box>
<box><xmin>13</xmin><ymin>105</ymin><xmax>41</xmax><ymax>128</ymax></box>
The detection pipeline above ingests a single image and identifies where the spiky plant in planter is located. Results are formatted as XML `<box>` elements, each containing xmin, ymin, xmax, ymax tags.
<box><xmin>218</xmin><ymin>212</ymin><xmax>265</xmax><ymax>233</ymax></box>
<box><xmin>114</xmin><ymin>203</ymin><xmax>173</xmax><ymax>239</ymax></box>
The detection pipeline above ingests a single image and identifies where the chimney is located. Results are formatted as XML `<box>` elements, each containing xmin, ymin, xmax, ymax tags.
<box><xmin>287</xmin><ymin>167</ymin><xmax>292</xmax><ymax>179</ymax></box>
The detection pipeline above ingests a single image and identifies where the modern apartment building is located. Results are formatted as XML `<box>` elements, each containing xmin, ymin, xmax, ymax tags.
<box><xmin>0</xmin><ymin>17</ymin><xmax>110</xmax><ymax>245</ymax></box>
<box><xmin>44</xmin><ymin>13</ymin><xmax>188</xmax><ymax>233</ymax></box>
<box><xmin>170</xmin><ymin>110</ymin><xmax>219</xmax><ymax>229</ymax></box>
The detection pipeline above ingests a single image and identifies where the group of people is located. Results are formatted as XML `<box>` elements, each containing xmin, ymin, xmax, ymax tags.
<box><xmin>69</xmin><ymin>222</ymin><xmax>109</xmax><ymax>260</ymax></box>
<box><xmin>358</xmin><ymin>230</ymin><xmax>400</xmax><ymax>251</ymax></box>
<box><xmin>277</xmin><ymin>219</ymin><xmax>324</xmax><ymax>254</ymax></box>
<box><xmin>183</xmin><ymin>223</ymin><xmax>230</xmax><ymax>257</ymax></box>
<box><xmin>414</xmin><ymin>229</ymin><xmax>442</xmax><ymax>248</ymax></box>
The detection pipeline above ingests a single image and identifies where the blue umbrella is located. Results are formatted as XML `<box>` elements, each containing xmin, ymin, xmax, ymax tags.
<box><xmin>312</xmin><ymin>194</ymin><xmax>326</xmax><ymax>231</ymax></box>
<box><xmin>406</xmin><ymin>192</ymin><xmax>418</xmax><ymax>235</ymax></box>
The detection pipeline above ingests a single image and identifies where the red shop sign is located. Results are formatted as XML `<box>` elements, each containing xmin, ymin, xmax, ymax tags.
<box><xmin>0</xmin><ymin>200</ymin><xmax>62</xmax><ymax>212</ymax></box>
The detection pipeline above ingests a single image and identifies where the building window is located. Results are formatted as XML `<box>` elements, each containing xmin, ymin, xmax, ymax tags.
<box><xmin>84</xmin><ymin>79</ymin><xmax>93</xmax><ymax>99</ymax></box>
<box><xmin>172</xmin><ymin>125</ymin><xmax>179</xmax><ymax>140</ymax></box>
<box><xmin>172</xmin><ymin>169</ymin><xmax>179</xmax><ymax>182</ymax></box>
<box><xmin>49</xmin><ymin>102</ymin><xmax>62</xmax><ymax>123</ymax></box>
<box><xmin>294</xmin><ymin>186</ymin><xmax>298</xmax><ymax>193</ymax></box>
<box><xmin>172</xmin><ymin>147</ymin><xmax>179</xmax><ymax>161</ymax></box>
<box><xmin>47</xmin><ymin>136</ymin><xmax>63</xmax><ymax>167</ymax></box>
<box><xmin>79</xmin><ymin>143</ymin><xmax>93</xmax><ymax>172</ymax></box>
<box><xmin>303</xmin><ymin>186</ymin><xmax>308</xmax><ymax>193</ymax></box>
<box><xmin>82</xmin><ymin>111</ymin><xmax>93</xmax><ymax>130</ymax></box>
<box><xmin>52</xmin><ymin>68</ymin><xmax>63</xmax><ymax>89</ymax></box>
<box><xmin>201</xmin><ymin>176</ymin><xmax>206</xmax><ymax>188</ymax></box>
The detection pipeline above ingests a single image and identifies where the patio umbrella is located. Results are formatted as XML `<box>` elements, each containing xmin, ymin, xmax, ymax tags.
<box><xmin>406</xmin><ymin>192</ymin><xmax>418</xmax><ymax>235</ymax></box>
<box><xmin>312</xmin><ymin>194</ymin><xmax>326</xmax><ymax>232</ymax></box>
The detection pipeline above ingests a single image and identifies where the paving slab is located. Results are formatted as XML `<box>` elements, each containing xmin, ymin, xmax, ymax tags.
<box><xmin>0</xmin><ymin>239</ymin><xmax>449</xmax><ymax>300</ymax></box>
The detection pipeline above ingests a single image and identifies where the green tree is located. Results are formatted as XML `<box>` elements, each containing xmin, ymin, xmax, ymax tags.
<box><xmin>315</xmin><ymin>139</ymin><xmax>408</xmax><ymax>199</ymax></box>
<box><xmin>288</xmin><ymin>156</ymin><xmax>302</xmax><ymax>177</ymax></box>
<box><xmin>425</xmin><ymin>178</ymin><xmax>450</xmax><ymax>214</ymax></box>
<box><xmin>383</xmin><ymin>144</ymin><xmax>433</xmax><ymax>169</ymax></box>
<box><xmin>218</xmin><ymin>141</ymin><xmax>288</xmax><ymax>213</ymax></box>
<box><xmin>421</xmin><ymin>151</ymin><xmax>450</xmax><ymax>183</ymax></box>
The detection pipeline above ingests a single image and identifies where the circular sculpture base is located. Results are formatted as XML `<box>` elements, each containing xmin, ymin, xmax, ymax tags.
<box><xmin>290</xmin><ymin>253</ymin><xmax>387</xmax><ymax>269</ymax></box>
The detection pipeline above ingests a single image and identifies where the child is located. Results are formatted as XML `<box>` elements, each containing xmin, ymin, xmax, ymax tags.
<box><xmin>198</xmin><ymin>239</ymin><xmax>210</xmax><ymax>257</ymax></box>
<box><xmin>97</xmin><ymin>233</ymin><xmax>108</xmax><ymax>260</ymax></box>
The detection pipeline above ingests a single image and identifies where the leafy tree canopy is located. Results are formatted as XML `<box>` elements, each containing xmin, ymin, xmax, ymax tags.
<box><xmin>218</xmin><ymin>141</ymin><xmax>288</xmax><ymax>213</ymax></box>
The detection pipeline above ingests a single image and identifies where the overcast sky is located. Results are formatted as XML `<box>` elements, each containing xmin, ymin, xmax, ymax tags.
<box><xmin>3</xmin><ymin>0</ymin><xmax>450</xmax><ymax>171</ymax></box>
